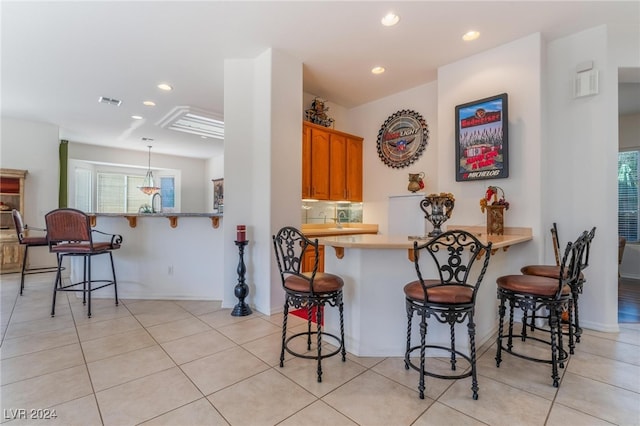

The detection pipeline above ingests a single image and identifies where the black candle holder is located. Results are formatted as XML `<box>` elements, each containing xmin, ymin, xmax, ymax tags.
<box><xmin>231</xmin><ymin>240</ymin><xmax>252</xmax><ymax>316</ymax></box>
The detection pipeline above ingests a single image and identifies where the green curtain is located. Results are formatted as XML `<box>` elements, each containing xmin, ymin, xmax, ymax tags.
<box><xmin>59</xmin><ymin>140</ymin><xmax>68</xmax><ymax>208</ymax></box>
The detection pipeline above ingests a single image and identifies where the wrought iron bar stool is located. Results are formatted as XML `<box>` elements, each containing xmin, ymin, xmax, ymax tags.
<box><xmin>495</xmin><ymin>231</ymin><xmax>588</xmax><ymax>387</ymax></box>
<box><xmin>272</xmin><ymin>226</ymin><xmax>346</xmax><ymax>382</ymax></box>
<box><xmin>12</xmin><ymin>209</ymin><xmax>59</xmax><ymax>295</ymax></box>
<box><xmin>520</xmin><ymin>226</ymin><xmax>596</xmax><ymax>343</ymax></box>
<box><xmin>404</xmin><ymin>230</ymin><xmax>492</xmax><ymax>400</ymax></box>
<box><xmin>45</xmin><ymin>208</ymin><xmax>122</xmax><ymax>318</ymax></box>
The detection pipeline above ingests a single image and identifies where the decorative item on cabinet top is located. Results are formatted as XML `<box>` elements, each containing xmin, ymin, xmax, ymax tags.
<box><xmin>377</xmin><ymin>109</ymin><xmax>429</xmax><ymax>169</ymax></box>
<box><xmin>305</xmin><ymin>97</ymin><xmax>335</xmax><ymax>128</ymax></box>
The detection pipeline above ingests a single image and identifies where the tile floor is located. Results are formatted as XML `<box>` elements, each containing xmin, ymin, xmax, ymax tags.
<box><xmin>1</xmin><ymin>275</ymin><xmax>639</xmax><ymax>426</ymax></box>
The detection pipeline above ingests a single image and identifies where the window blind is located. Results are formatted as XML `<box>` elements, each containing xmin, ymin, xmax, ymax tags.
<box><xmin>618</xmin><ymin>151</ymin><xmax>639</xmax><ymax>242</ymax></box>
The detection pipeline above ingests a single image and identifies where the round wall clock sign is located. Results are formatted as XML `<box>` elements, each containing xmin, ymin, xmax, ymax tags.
<box><xmin>376</xmin><ymin>109</ymin><xmax>429</xmax><ymax>169</ymax></box>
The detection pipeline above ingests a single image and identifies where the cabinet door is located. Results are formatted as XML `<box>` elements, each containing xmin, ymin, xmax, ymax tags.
<box><xmin>310</xmin><ymin>128</ymin><xmax>330</xmax><ymax>200</ymax></box>
<box><xmin>0</xmin><ymin>241</ymin><xmax>23</xmax><ymax>273</ymax></box>
<box><xmin>302</xmin><ymin>126</ymin><xmax>312</xmax><ymax>198</ymax></box>
<box><xmin>346</xmin><ymin>137</ymin><xmax>363</xmax><ymax>201</ymax></box>
<box><xmin>329</xmin><ymin>133</ymin><xmax>347</xmax><ymax>200</ymax></box>
<box><xmin>301</xmin><ymin>245</ymin><xmax>324</xmax><ymax>273</ymax></box>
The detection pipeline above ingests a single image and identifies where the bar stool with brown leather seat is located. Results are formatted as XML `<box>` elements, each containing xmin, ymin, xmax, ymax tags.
<box><xmin>404</xmin><ymin>230</ymin><xmax>492</xmax><ymax>400</ymax></box>
<box><xmin>521</xmin><ymin>226</ymin><xmax>596</xmax><ymax>343</ymax></box>
<box><xmin>272</xmin><ymin>226</ymin><xmax>346</xmax><ymax>383</ymax></box>
<box><xmin>12</xmin><ymin>209</ymin><xmax>59</xmax><ymax>295</ymax></box>
<box><xmin>496</xmin><ymin>231</ymin><xmax>588</xmax><ymax>388</ymax></box>
<box><xmin>45</xmin><ymin>208</ymin><xmax>122</xmax><ymax>318</ymax></box>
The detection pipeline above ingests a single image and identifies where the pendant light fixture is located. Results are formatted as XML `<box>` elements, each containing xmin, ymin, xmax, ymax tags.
<box><xmin>138</xmin><ymin>145</ymin><xmax>160</xmax><ymax>195</ymax></box>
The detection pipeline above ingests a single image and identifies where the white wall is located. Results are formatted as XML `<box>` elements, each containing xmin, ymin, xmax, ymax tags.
<box><xmin>68</xmin><ymin>143</ymin><xmax>208</xmax><ymax>212</ymax></box>
<box><xmin>619</xmin><ymin>113</ymin><xmax>640</xmax><ymax>150</ymax></box>
<box><xmin>545</xmin><ymin>24</ymin><xmax>635</xmax><ymax>332</ymax></box>
<box><xmin>223</xmin><ymin>49</ymin><xmax>303</xmax><ymax>314</ymax></box>
<box><xmin>0</xmin><ymin>117</ymin><xmax>60</xmax><ymax>267</ymax></box>
<box><xmin>348</xmin><ymin>82</ymin><xmax>439</xmax><ymax>235</ymax></box>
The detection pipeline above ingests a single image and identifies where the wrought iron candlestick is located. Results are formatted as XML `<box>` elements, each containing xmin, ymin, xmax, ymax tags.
<box><xmin>231</xmin><ymin>240</ymin><xmax>252</xmax><ymax>316</ymax></box>
<box><xmin>420</xmin><ymin>193</ymin><xmax>456</xmax><ymax>237</ymax></box>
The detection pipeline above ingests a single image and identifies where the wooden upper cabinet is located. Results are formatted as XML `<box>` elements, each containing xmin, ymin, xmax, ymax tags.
<box><xmin>302</xmin><ymin>126</ymin><xmax>312</xmax><ymax>199</ymax></box>
<box><xmin>302</xmin><ymin>122</ymin><xmax>363</xmax><ymax>202</ymax></box>
<box><xmin>329</xmin><ymin>133</ymin><xmax>347</xmax><ymax>200</ymax></box>
<box><xmin>345</xmin><ymin>136</ymin><xmax>363</xmax><ymax>201</ymax></box>
<box><xmin>309</xmin><ymin>126</ymin><xmax>331</xmax><ymax>200</ymax></box>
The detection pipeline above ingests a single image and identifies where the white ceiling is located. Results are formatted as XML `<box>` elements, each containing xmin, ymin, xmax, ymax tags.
<box><xmin>2</xmin><ymin>1</ymin><xmax>639</xmax><ymax>159</ymax></box>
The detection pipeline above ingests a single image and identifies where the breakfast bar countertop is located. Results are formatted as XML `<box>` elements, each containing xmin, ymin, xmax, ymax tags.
<box><xmin>301</xmin><ymin>223</ymin><xmax>379</xmax><ymax>237</ymax></box>
<box><xmin>317</xmin><ymin>225</ymin><xmax>532</xmax><ymax>251</ymax></box>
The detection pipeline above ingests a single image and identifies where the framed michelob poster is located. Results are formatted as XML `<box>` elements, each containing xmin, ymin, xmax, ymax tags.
<box><xmin>455</xmin><ymin>93</ymin><xmax>509</xmax><ymax>181</ymax></box>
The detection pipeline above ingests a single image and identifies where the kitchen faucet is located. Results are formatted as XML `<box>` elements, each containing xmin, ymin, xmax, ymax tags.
<box><xmin>336</xmin><ymin>210</ymin><xmax>347</xmax><ymax>229</ymax></box>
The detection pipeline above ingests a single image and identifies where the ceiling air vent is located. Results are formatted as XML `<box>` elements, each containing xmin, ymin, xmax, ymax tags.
<box><xmin>157</xmin><ymin>106</ymin><xmax>224</xmax><ymax>140</ymax></box>
<box><xmin>98</xmin><ymin>96</ymin><xmax>122</xmax><ymax>106</ymax></box>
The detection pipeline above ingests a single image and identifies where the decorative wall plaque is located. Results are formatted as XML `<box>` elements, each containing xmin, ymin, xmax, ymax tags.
<box><xmin>376</xmin><ymin>109</ymin><xmax>429</xmax><ymax>168</ymax></box>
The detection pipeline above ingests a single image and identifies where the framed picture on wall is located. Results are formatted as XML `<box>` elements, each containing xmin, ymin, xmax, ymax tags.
<box><xmin>212</xmin><ymin>178</ymin><xmax>224</xmax><ymax>213</ymax></box>
<box><xmin>455</xmin><ymin>93</ymin><xmax>509</xmax><ymax>181</ymax></box>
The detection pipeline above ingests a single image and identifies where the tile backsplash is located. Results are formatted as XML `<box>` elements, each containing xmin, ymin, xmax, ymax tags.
<box><xmin>302</xmin><ymin>201</ymin><xmax>363</xmax><ymax>224</ymax></box>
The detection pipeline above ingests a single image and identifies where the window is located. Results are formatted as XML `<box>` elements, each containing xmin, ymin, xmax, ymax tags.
<box><xmin>96</xmin><ymin>172</ymin><xmax>150</xmax><ymax>213</ymax></box>
<box><xmin>618</xmin><ymin>150</ymin><xmax>639</xmax><ymax>242</ymax></box>
<box><xmin>74</xmin><ymin>168</ymin><xmax>92</xmax><ymax>212</ymax></box>
<box><xmin>160</xmin><ymin>176</ymin><xmax>175</xmax><ymax>210</ymax></box>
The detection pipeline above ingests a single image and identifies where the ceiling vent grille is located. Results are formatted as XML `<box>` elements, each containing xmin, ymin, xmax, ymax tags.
<box><xmin>98</xmin><ymin>96</ymin><xmax>122</xmax><ymax>106</ymax></box>
<box><xmin>157</xmin><ymin>106</ymin><xmax>224</xmax><ymax>140</ymax></box>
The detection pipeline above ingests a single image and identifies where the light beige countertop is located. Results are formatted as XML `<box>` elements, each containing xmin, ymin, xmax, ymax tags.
<box><xmin>301</xmin><ymin>223</ymin><xmax>378</xmax><ymax>237</ymax></box>
<box><xmin>318</xmin><ymin>226</ymin><xmax>532</xmax><ymax>260</ymax></box>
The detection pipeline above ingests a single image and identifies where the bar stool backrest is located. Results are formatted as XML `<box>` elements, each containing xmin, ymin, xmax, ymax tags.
<box><xmin>273</xmin><ymin>226</ymin><xmax>319</xmax><ymax>289</ymax></box>
<box><xmin>45</xmin><ymin>208</ymin><xmax>92</xmax><ymax>249</ymax></box>
<box><xmin>413</xmin><ymin>230</ymin><xmax>492</xmax><ymax>303</ymax></box>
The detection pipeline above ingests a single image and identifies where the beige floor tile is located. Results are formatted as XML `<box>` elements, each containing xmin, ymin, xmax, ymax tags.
<box><xmin>8</xmin><ymin>395</ymin><xmax>103</xmax><ymax>426</ymax></box>
<box><xmin>241</xmin><ymin>331</ymin><xmax>290</xmax><ymax>367</ymax></box>
<box><xmin>372</xmin><ymin>357</ymin><xmax>453</xmax><ymax>400</ymax></box>
<box><xmin>95</xmin><ymin>367</ymin><xmax>202</xmax><ymax>426</ymax></box>
<box><xmin>80</xmin><ymin>328</ymin><xmax>156</xmax><ymax>363</ymax></box>
<box><xmin>216</xmin><ymin>317</ymin><xmax>282</xmax><ymax>344</ymax></box>
<box><xmin>4</xmin><ymin>313</ymin><xmax>74</xmax><ymax>339</ymax></box>
<box><xmin>0</xmin><ymin>365</ymin><xmax>93</xmax><ymax>412</ymax></box>
<box><xmin>161</xmin><ymin>329</ymin><xmax>236</xmax><ymax>365</ymax></box>
<box><xmin>555</xmin><ymin>372</ymin><xmax>640</xmax><ymax>425</ymax></box>
<box><xmin>576</xmin><ymin>333</ymin><xmax>640</xmax><ymax>366</ymax></box>
<box><xmin>71</xmin><ymin>301</ymin><xmax>132</xmax><ymax>325</ymax></box>
<box><xmin>174</xmin><ymin>299</ymin><xmax>222</xmax><ymax>316</ymax></box>
<box><xmin>197</xmin><ymin>308</ymin><xmax>254</xmax><ymax>329</ymax></box>
<box><xmin>130</xmin><ymin>302</ymin><xmax>194</xmax><ymax>328</ymax></box>
<box><xmin>438</xmin><ymin>377</ymin><xmax>552</xmax><ymax>426</ymax></box>
<box><xmin>87</xmin><ymin>345</ymin><xmax>175</xmax><ymax>391</ymax></box>
<box><xmin>581</xmin><ymin>326</ymin><xmax>640</xmax><ymax>346</ymax></box>
<box><xmin>346</xmin><ymin>353</ymin><xmax>386</xmax><ymax>369</ymax></box>
<box><xmin>0</xmin><ymin>327</ymin><xmax>78</xmax><ymax>359</ymax></box>
<box><xmin>476</xmin><ymin>343</ymin><xmax>561</xmax><ymax>400</ymax></box>
<box><xmin>413</xmin><ymin>401</ymin><xmax>486</xmax><ymax>426</ymax></box>
<box><xmin>322</xmin><ymin>370</ymin><xmax>431</xmax><ymax>425</ymax></box>
<box><xmin>279</xmin><ymin>353</ymin><xmax>366</xmax><ymax>397</ymax></box>
<box><xmin>208</xmin><ymin>369</ymin><xmax>316</xmax><ymax>425</ymax></box>
<box><xmin>181</xmin><ymin>346</ymin><xmax>270</xmax><ymax>395</ymax></box>
<box><xmin>1</xmin><ymin>343</ymin><xmax>84</xmax><ymax>385</ymax></box>
<box><xmin>9</xmin><ymin>299</ymin><xmax>71</xmax><ymax>323</ymax></box>
<box><xmin>75</xmin><ymin>315</ymin><xmax>143</xmax><ymax>342</ymax></box>
<box><xmin>146</xmin><ymin>316</ymin><xmax>212</xmax><ymax>343</ymax></box>
<box><xmin>568</xmin><ymin>350</ymin><xmax>640</xmax><ymax>392</ymax></box>
<box><xmin>545</xmin><ymin>402</ymin><xmax>615</xmax><ymax>426</ymax></box>
<box><xmin>140</xmin><ymin>397</ymin><xmax>228</xmax><ymax>425</ymax></box>
<box><xmin>278</xmin><ymin>400</ymin><xmax>358</xmax><ymax>426</ymax></box>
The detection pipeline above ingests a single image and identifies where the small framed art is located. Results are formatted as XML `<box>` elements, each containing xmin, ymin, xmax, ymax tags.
<box><xmin>455</xmin><ymin>93</ymin><xmax>508</xmax><ymax>181</ymax></box>
<box><xmin>212</xmin><ymin>178</ymin><xmax>224</xmax><ymax>213</ymax></box>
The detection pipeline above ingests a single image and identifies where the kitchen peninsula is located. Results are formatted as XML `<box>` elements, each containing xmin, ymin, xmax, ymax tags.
<box><xmin>75</xmin><ymin>213</ymin><xmax>225</xmax><ymax>301</ymax></box>
<box><xmin>318</xmin><ymin>226</ymin><xmax>532</xmax><ymax>357</ymax></box>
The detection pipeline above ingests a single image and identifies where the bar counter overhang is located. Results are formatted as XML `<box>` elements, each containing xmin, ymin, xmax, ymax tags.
<box><xmin>317</xmin><ymin>226</ymin><xmax>533</xmax><ymax>357</ymax></box>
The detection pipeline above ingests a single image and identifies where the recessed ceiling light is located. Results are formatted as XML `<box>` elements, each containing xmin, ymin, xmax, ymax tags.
<box><xmin>143</xmin><ymin>101</ymin><xmax>156</xmax><ymax>107</ymax></box>
<box><xmin>463</xmin><ymin>31</ymin><xmax>480</xmax><ymax>41</ymax></box>
<box><xmin>381</xmin><ymin>13</ymin><xmax>400</xmax><ymax>27</ymax></box>
<box><xmin>157</xmin><ymin>83</ymin><xmax>173</xmax><ymax>91</ymax></box>
<box><xmin>371</xmin><ymin>66</ymin><xmax>386</xmax><ymax>75</ymax></box>
<box><xmin>131</xmin><ymin>115</ymin><xmax>143</xmax><ymax>120</ymax></box>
